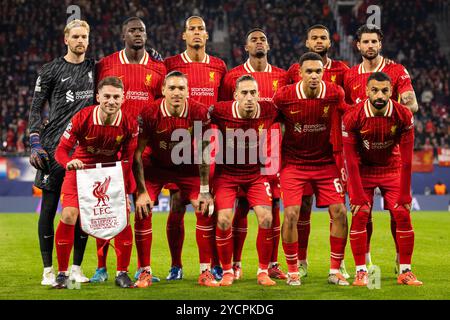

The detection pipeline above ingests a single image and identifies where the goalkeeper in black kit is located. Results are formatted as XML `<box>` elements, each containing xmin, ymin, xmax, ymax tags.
<box><xmin>28</xmin><ymin>19</ymin><xmax>95</xmax><ymax>285</ymax></box>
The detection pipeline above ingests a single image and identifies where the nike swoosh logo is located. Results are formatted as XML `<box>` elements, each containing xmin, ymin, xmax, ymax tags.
<box><xmin>290</xmin><ymin>110</ymin><xmax>301</xmax><ymax>114</ymax></box>
<box><xmin>360</xmin><ymin>129</ymin><xmax>370</xmax><ymax>134</ymax></box>
<box><xmin>202</xmin><ymin>235</ymin><xmax>211</xmax><ymax>238</ymax></box>
<box><xmin>265</xmin><ymin>237</ymin><xmax>275</xmax><ymax>241</ymax></box>
<box><xmin>353</xmin><ymin>84</ymin><xmax>361</xmax><ymax>90</ymax></box>
<box><xmin>43</xmin><ymin>235</ymin><xmax>53</xmax><ymax>239</ymax></box>
<box><xmin>216</xmin><ymin>243</ymin><xmax>228</xmax><ymax>247</ymax></box>
<box><xmin>85</xmin><ymin>136</ymin><xmax>96</xmax><ymax>140</ymax></box>
<box><xmin>156</xmin><ymin>129</ymin><xmax>167</xmax><ymax>134</ymax></box>
<box><xmin>62</xmin><ymin>77</ymin><xmax>71</xmax><ymax>82</ymax></box>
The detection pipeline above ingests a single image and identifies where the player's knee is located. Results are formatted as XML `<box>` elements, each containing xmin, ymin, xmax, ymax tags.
<box><xmin>284</xmin><ymin>208</ymin><xmax>299</xmax><ymax>227</ymax></box>
<box><xmin>61</xmin><ymin>207</ymin><xmax>78</xmax><ymax>225</ymax></box>
<box><xmin>258</xmin><ymin>212</ymin><xmax>273</xmax><ymax>229</ymax></box>
<box><xmin>217</xmin><ymin>214</ymin><xmax>232</xmax><ymax>230</ymax></box>
<box><xmin>331</xmin><ymin>205</ymin><xmax>347</xmax><ymax>225</ymax></box>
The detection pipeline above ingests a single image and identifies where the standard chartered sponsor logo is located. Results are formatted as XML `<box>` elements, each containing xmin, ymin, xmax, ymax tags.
<box><xmin>66</xmin><ymin>89</ymin><xmax>93</xmax><ymax>102</ymax></box>
<box><xmin>363</xmin><ymin>139</ymin><xmax>394</xmax><ymax>150</ymax></box>
<box><xmin>126</xmin><ymin>90</ymin><xmax>149</xmax><ymax>100</ymax></box>
<box><xmin>302</xmin><ymin>124</ymin><xmax>327</xmax><ymax>133</ymax></box>
<box><xmin>191</xmin><ymin>87</ymin><xmax>214</xmax><ymax>96</ymax></box>
<box><xmin>66</xmin><ymin>90</ymin><xmax>74</xmax><ymax>102</ymax></box>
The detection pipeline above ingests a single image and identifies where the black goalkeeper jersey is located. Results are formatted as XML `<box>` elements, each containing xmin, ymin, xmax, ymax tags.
<box><xmin>28</xmin><ymin>57</ymin><xmax>95</xmax><ymax>151</ymax></box>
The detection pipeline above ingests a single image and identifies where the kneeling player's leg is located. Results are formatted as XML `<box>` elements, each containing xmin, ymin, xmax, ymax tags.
<box><xmin>389</xmin><ymin>210</ymin><xmax>399</xmax><ymax>263</ymax></box>
<box><xmin>281</xmin><ymin>205</ymin><xmax>300</xmax><ymax>276</ymax></box>
<box><xmin>350</xmin><ymin>204</ymin><xmax>371</xmax><ymax>271</ymax></box>
<box><xmin>114</xmin><ymin>224</ymin><xmax>133</xmax><ymax>274</ymax></box>
<box><xmin>253</xmin><ymin>205</ymin><xmax>274</xmax><ymax>274</ymax></box>
<box><xmin>328</xmin><ymin>203</ymin><xmax>348</xmax><ymax>273</ymax></box>
<box><xmin>391</xmin><ymin>206</ymin><xmax>414</xmax><ymax>271</ymax></box>
<box><xmin>216</xmin><ymin>209</ymin><xmax>234</xmax><ymax>275</ymax></box>
<box><xmin>167</xmin><ymin>189</ymin><xmax>186</xmax><ymax>268</ymax></box>
<box><xmin>135</xmin><ymin>212</ymin><xmax>153</xmax><ymax>272</ymax></box>
<box><xmin>190</xmin><ymin>197</ymin><xmax>215</xmax><ymax>271</ymax></box>
<box><xmin>232</xmin><ymin>196</ymin><xmax>250</xmax><ymax>268</ymax></box>
<box><xmin>55</xmin><ymin>204</ymin><xmax>79</xmax><ymax>274</ymax></box>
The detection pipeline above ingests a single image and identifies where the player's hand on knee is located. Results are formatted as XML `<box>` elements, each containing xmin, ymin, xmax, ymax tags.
<box><xmin>29</xmin><ymin>134</ymin><xmax>50</xmax><ymax>172</ymax></box>
<box><xmin>66</xmin><ymin>159</ymin><xmax>84</xmax><ymax>171</ymax></box>
<box><xmin>135</xmin><ymin>192</ymin><xmax>152</xmax><ymax>220</ymax></box>
<box><xmin>198</xmin><ymin>192</ymin><xmax>214</xmax><ymax>217</ymax></box>
<box><xmin>395</xmin><ymin>195</ymin><xmax>412</xmax><ymax>211</ymax></box>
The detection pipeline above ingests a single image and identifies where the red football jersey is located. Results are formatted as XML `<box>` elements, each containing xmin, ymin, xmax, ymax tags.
<box><xmin>140</xmin><ymin>98</ymin><xmax>209</xmax><ymax>174</ymax></box>
<box><xmin>343</xmin><ymin>57</ymin><xmax>413</xmax><ymax>105</ymax></box>
<box><xmin>164</xmin><ymin>51</ymin><xmax>227</xmax><ymax>105</ymax></box>
<box><xmin>273</xmin><ymin>81</ymin><xmax>345</xmax><ymax>168</ymax></box>
<box><xmin>56</xmin><ymin>105</ymin><xmax>138</xmax><ymax>166</ymax></box>
<box><xmin>219</xmin><ymin>60</ymin><xmax>288</xmax><ymax>101</ymax></box>
<box><xmin>210</xmin><ymin>100</ymin><xmax>279</xmax><ymax>177</ymax></box>
<box><xmin>96</xmin><ymin>49</ymin><xmax>167</xmax><ymax>118</ymax></box>
<box><xmin>342</xmin><ymin>98</ymin><xmax>414</xmax><ymax>175</ymax></box>
<box><xmin>287</xmin><ymin>58</ymin><xmax>349</xmax><ymax>86</ymax></box>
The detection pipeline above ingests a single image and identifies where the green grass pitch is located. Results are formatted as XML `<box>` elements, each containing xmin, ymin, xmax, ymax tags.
<box><xmin>0</xmin><ymin>211</ymin><xmax>449</xmax><ymax>300</ymax></box>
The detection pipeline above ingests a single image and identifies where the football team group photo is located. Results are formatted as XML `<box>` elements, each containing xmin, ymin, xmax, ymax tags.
<box><xmin>1</xmin><ymin>0</ymin><xmax>449</xmax><ymax>301</ymax></box>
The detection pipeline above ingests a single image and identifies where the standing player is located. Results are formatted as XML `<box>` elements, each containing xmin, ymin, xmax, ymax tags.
<box><xmin>287</xmin><ymin>24</ymin><xmax>349</xmax><ymax>85</ymax></box>
<box><xmin>53</xmin><ymin>77</ymin><xmax>138</xmax><ymax>289</ymax></box>
<box><xmin>286</xmin><ymin>24</ymin><xmax>350</xmax><ymax>278</ymax></box>
<box><xmin>93</xmin><ymin>17</ymin><xmax>166</xmax><ymax>283</ymax></box>
<box><xmin>132</xmin><ymin>71</ymin><xmax>219</xmax><ymax>287</ymax></box>
<box><xmin>219</xmin><ymin>28</ymin><xmax>288</xmax><ymax>280</ymax></box>
<box><xmin>343</xmin><ymin>24</ymin><xmax>419</xmax><ymax>271</ymax></box>
<box><xmin>274</xmin><ymin>53</ymin><xmax>349</xmax><ymax>286</ymax></box>
<box><xmin>342</xmin><ymin>72</ymin><xmax>422</xmax><ymax>286</ymax></box>
<box><xmin>201</xmin><ymin>75</ymin><xmax>279</xmax><ymax>286</ymax></box>
<box><xmin>28</xmin><ymin>19</ymin><xmax>94</xmax><ymax>285</ymax></box>
<box><xmin>163</xmin><ymin>15</ymin><xmax>227</xmax><ymax>280</ymax></box>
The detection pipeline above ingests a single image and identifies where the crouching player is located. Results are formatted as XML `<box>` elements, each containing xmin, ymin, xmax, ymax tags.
<box><xmin>133</xmin><ymin>71</ymin><xmax>220</xmax><ymax>287</ymax></box>
<box><xmin>342</xmin><ymin>72</ymin><xmax>422</xmax><ymax>286</ymax></box>
<box><xmin>53</xmin><ymin>77</ymin><xmax>138</xmax><ymax>289</ymax></box>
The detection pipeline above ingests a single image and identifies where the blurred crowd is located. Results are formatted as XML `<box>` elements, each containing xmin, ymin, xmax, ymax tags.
<box><xmin>1</xmin><ymin>0</ymin><xmax>448</xmax><ymax>157</ymax></box>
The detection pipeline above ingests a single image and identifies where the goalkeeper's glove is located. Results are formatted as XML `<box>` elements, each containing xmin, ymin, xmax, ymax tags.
<box><xmin>149</xmin><ymin>47</ymin><xmax>163</xmax><ymax>62</ymax></box>
<box><xmin>29</xmin><ymin>134</ymin><xmax>50</xmax><ymax>173</ymax></box>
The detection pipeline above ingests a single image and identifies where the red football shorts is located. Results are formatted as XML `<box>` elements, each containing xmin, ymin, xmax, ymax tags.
<box><xmin>213</xmin><ymin>173</ymin><xmax>272</xmax><ymax>211</ymax></box>
<box><xmin>144</xmin><ymin>166</ymin><xmax>199</xmax><ymax>204</ymax></box>
<box><xmin>236</xmin><ymin>173</ymin><xmax>281</xmax><ymax>200</ymax></box>
<box><xmin>61</xmin><ymin>170</ymin><xmax>79</xmax><ymax>208</ymax></box>
<box><xmin>280</xmin><ymin>163</ymin><xmax>345</xmax><ymax>208</ymax></box>
<box><xmin>361</xmin><ymin>170</ymin><xmax>401</xmax><ymax>210</ymax></box>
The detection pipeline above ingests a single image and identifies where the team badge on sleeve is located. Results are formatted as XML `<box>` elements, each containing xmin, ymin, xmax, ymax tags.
<box><xmin>63</xmin><ymin>121</ymin><xmax>73</xmax><ymax>139</ymax></box>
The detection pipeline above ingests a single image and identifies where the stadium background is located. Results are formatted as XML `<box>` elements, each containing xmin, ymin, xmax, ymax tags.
<box><xmin>0</xmin><ymin>0</ymin><xmax>449</xmax><ymax>300</ymax></box>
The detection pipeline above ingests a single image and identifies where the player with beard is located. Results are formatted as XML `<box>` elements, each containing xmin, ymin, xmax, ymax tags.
<box><xmin>287</xmin><ymin>24</ymin><xmax>350</xmax><ymax>279</ymax></box>
<box><xmin>92</xmin><ymin>17</ymin><xmax>166</xmax><ymax>284</ymax></box>
<box><xmin>342</xmin><ymin>72</ymin><xmax>422</xmax><ymax>286</ymax></box>
<box><xmin>163</xmin><ymin>16</ymin><xmax>227</xmax><ymax>281</ymax></box>
<box><xmin>343</xmin><ymin>25</ymin><xmax>419</xmax><ymax>273</ymax></box>
<box><xmin>28</xmin><ymin>19</ymin><xmax>94</xmax><ymax>286</ymax></box>
<box><xmin>219</xmin><ymin>28</ymin><xmax>288</xmax><ymax>281</ymax></box>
